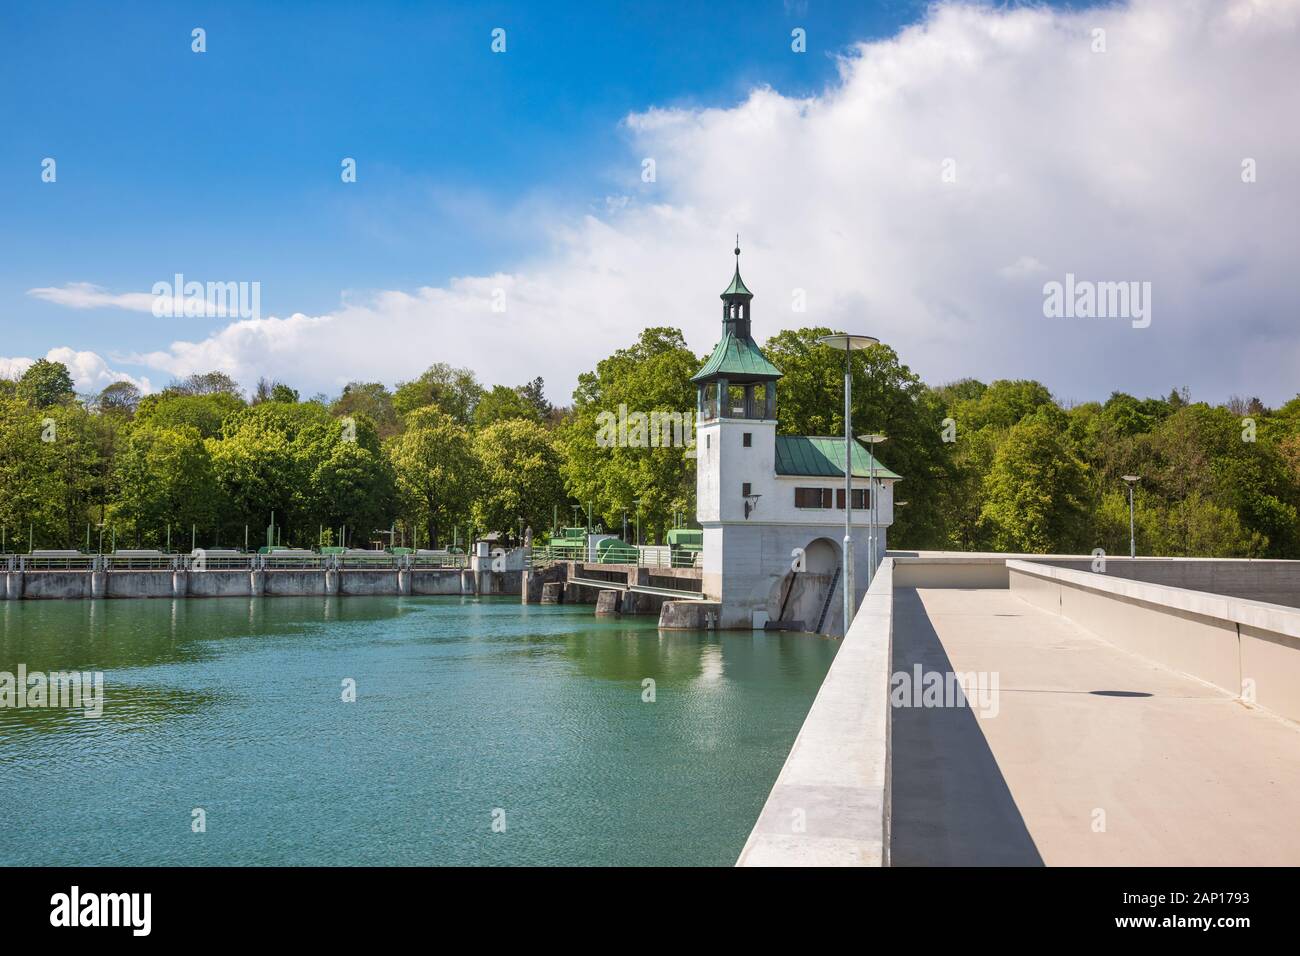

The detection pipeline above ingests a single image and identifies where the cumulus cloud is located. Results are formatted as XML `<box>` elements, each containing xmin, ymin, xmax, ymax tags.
<box><xmin>0</xmin><ymin>349</ymin><xmax>152</xmax><ymax>394</ymax></box>
<box><xmin>46</xmin><ymin>0</ymin><xmax>1300</xmax><ymax>404</ymax></box>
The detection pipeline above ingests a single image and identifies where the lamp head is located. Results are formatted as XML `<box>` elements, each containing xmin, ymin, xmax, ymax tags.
<box><xmin>817</xmin><ymin>333</ymin><xmax>879</xmax><ymax>351</ymax></box>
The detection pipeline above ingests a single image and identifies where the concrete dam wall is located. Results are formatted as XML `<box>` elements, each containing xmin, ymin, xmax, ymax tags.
<box><xmin>2</xmin><ymin>568</ymin><xmax>522</xmax><ymax>601</ymax></box>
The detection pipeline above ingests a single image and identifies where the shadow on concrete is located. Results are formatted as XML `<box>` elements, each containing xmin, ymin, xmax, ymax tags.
<box><xmin>890</xmin><ymin>588</ymin><xmax>1044</xmax><ymax>866</ymax></box>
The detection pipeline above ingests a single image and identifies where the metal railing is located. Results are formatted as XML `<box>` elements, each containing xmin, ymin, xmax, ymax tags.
<box><xmin>4</xmin><ymin>550</ymin><xmax>486</xmax><ymax>573</ymax></box>
<box><xmin>408</xmin><ymin>552</ymin><xmax>469</xmax><ymax>570</ymax></box>
<box><xmin>258</xmin><ymin>552</ymin><xmax>329</xmax><ymax>569</ymax></box>
<box><xmin>530</xmin><ymin>545</ymin><xmax>701</xmax><ymax>570</ymax></box>
<box><xmin>17</xmin><ymin>554</ymin><xmax>98</xmax><ymax>571</ymax></box>
<box><xmin>103</xmin><ymin>554</ymin><xmax>182</xmax><ymax>571</ymax></box>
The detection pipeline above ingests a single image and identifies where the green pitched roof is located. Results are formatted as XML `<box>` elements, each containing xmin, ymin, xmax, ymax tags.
<box><xmin>774</xmin><ymin>436</ymin><xmax>902</xmax><ymax>480</ymax></box>
<box><xmin>721</xmin><ymin>266</ymin><xmax>752</xmax><ymax>297</ymax></box>
<box><xmin>692</xmin><ymin>329</ymin><xmax>783</xmax><ymax>382</ymax></box>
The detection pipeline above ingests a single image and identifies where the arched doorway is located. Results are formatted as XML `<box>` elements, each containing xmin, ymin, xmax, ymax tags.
<box><xmin>769</xmin><ymin>537</ymin><xmax>841</xmax><ymax>634</ymax></box>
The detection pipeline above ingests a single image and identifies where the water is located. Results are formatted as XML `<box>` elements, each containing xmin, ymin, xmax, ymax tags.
<box><xmin>0</xmin><ymin>596</ymin><xmax>837</xmax><ymax>866</ymax></box>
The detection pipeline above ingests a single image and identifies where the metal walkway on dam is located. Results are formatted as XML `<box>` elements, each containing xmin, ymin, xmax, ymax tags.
<box><xmin>891</xmin><ymin>586</ymin><xmax>1300</xmax><ymax>866</ymax></box>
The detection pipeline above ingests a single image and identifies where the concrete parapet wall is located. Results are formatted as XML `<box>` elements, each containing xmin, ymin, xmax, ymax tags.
<box><xmin>737</xmin><ymin>557</ymin><xmax>894</xmax><ymax>867</ymax></box>
<box><xmin>892</xmin><ymin>555</ymin><xmax>1024</xmax><ymax>589</ymax></box>
<box><xmin>892</xmin><ymin>551</ymin><xmax>1300</xmax><ymax>608</ymax></box>
<box><xmin>1009</xmin><ymin>560</ymin><xmax>1300</xmax><ymax>723</ymax></box>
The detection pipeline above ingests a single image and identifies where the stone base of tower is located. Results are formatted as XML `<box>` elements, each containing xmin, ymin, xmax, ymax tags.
<box><xmin>701</xmin><ymin>523</ymin><xmax>884</xmax><ymax>637</ymax></box>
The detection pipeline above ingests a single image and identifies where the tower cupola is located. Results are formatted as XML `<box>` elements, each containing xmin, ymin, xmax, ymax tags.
<box><xmin>692</xmin><ymin>240</ymin><xmax>782</xmax><ymax>421</ymax></box>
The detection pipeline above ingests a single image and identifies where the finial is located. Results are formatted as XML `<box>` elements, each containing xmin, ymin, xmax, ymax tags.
<box><xmin>735</xmin><ymin>234</ymin><xmax>740</xmax><ymax>258</ymax></box>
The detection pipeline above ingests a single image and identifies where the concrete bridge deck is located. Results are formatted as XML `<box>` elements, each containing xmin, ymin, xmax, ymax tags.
<box><xmin>891</xmin><ymin>586</ymin><xmax>1300</xmax><ymax>866</ymax></box>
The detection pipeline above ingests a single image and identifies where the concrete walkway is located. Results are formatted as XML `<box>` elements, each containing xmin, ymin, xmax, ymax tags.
<box><xmin>891</xmin><ymin>587</ymin><xmax>1300</xmax><ymax>866</ymax></box>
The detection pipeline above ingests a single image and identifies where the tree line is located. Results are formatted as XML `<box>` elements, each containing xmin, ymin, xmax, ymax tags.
<box><xmin>3</xmin><ymin>331</ymin><xmax>1298</xmax><ymax>558</ymax></box>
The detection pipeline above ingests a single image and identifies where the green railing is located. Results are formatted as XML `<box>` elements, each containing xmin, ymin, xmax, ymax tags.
<box><xmin>529</xmin><ymin>545</ymin><xmax>701</xmax><ymax>570</ymax></box>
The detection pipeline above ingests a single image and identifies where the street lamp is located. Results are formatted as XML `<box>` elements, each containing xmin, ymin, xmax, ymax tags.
<box><xmin>858</xmin><ymin>434</ymin><xmax>887</xmax><ymax>585</ymax></box>
<box><xmin>1122</xmin><ymin>475</ymin><xmax>1141</xmax><ymax>559</ymax></box>
<box><xmin>818</xmin><ymin>333</ymin><xmax>879</xmax><ymax>632</ymax></box>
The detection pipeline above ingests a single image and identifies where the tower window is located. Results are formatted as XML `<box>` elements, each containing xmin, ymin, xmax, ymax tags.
<box><xmin>742</xmin><ymin>432</ymin><xmax>752</xmax><ymax>447</ymax></box>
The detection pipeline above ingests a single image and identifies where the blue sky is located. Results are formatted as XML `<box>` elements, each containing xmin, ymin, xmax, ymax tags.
<box><xmin>2</xmin><ymin>1</ymin><xmax>933</xmax><ymax>359</ymax></box>
<box><xmin>3</xmin><ymin>0</ymin><xmax>1296</xmax><ymax>405</ymax></box>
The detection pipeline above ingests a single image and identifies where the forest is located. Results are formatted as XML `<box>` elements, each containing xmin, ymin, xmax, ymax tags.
<box><xmin>2</xmin><ymin>327</ymin><xmax>1296</xmax><ymax>558</ymax></box>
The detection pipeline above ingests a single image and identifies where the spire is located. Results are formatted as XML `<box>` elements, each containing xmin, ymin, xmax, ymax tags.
<box><xmin>692</xmin><ymin>238</ymin><xmax>782</xmax><ymax>385</ymax></box>
<box><xmin>721</xmin><ymin>236</ymin><xmax>753</xmax><ymax>300</ymax></box>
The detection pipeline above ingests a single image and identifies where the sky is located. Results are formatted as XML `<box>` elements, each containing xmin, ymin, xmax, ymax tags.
<box><xmin>1</xmin><ymin>0</ymin><xmax>1297</xmax><ymax>407</ymax></box>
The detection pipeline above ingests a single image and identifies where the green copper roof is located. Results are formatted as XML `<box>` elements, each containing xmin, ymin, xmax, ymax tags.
<box><xmin>774</xmin><ymin>436</ymin><xmax>901</xmax><ymax>480</ymax></box>
<box><xmin>721</xmin><ymin>265</ymin><xmax>752</xmax><ymax>298</ymax></box>
<box><xmin>692</xmin><ymin>329</ymin><xmax>783</xmax><ymax>382</ymax></box>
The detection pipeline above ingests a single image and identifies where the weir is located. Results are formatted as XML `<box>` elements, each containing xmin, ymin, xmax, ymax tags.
<box><xmin>0</xmin><ymin>551</ymin><xmax>520</xmax><ymax>600</ymax></box>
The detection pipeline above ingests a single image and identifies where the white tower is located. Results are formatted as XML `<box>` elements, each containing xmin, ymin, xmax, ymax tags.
<box><xmin>693</xmin><ymin>243</ymin><xmax>900</xmax><ymax>635</ymax></box>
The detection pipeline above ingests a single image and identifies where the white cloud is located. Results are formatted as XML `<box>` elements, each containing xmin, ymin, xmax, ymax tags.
<box><xmin>27</xmin><ymin>282</ymin><xmax>157</xmax><ymax>313</ymax></box>
<box><xmin>999</xmin><ymin>256</ymin><xmax>1046</xmax><ymax>280</ymax></box>
<box><xmin>0</xmin><ymin>356</ymin><xmax>35</xmax><ymax>380</ymax></box>
<box><xmin>0</xmin><ymin>349</ymin><xmax>152</xmax><ymax>394</ymax></box>
<box><xmin>41</xmin><ymin>0</ymin><xmax>1300</xmax><ymax>405</ymax></box>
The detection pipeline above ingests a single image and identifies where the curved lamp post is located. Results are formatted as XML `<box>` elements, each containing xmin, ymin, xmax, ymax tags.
<box><xmin>818</xmin><ymin>333</ymin><xmax>879</xmax><ymax>632</ymax></box>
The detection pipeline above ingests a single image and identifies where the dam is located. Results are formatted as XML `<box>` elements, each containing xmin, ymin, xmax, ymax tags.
<box><xmin>738</xmin><ymin>552</ymin><xmax>1300</xmax><ymax>867</ymax></box>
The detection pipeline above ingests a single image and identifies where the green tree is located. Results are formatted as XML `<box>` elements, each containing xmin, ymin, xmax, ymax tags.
<box><xmin>980</xmin><ymin>417</ymin><xmax>1088</xmax><ymax>552</ymax></box>
<box><xmin>308</xmin><ymin>435</ymin><xmax>397</xmax><ymax>544</ymax></box>
<box><xmin>167</xmin><ymin>371</ymin><xmax>243</xmax><ymax>397</ymax></box>
<box><xmin>0</xmin><ymin>398</ymin><xmax>60</xmax><ymax>548</ymax></box>
<box><xmin>96</xmin><ymin>381</ymin><xmax>142</xmax><ymax>416</ymax></box>
<box><xmin>474</xmin><ymin>419</ymin><xmax>565</xmax><ymax>538</ymax></box>
<box><xmin>18</xmin><ymin>359</ymin><xmax>75</xmax><ymax>408</ymax></box>
<box><xmin>332</xmin><ymin>382</ymin><xmax>400</xmax><ymax>438</ymax></box>
<box><xmin>389</xmin><ymin>407</ymin><xmax>477</xmax><ymax>547</ymax></box>
<box><xmin>135</xmin><ymin>391</ymin><xmax>245</xmax><ymax>439</ymax></box>
<box><xmin>559</xmin><ymin>328</ymin><xmax>698</xmax><ymax>541</ymax></box>
<box><xmin>473</xmin><ymin>384</ymin><xmax>543</xmax><ymax>428</ymax></box>
<box><xmin>393</xmin><ymin>363</ymin><xmax>483</xmax><ymax>425</ymax></box>
<box><xmin>112</xmin><ymin>425</ymin><xmax>219</xmax><ymax>548</ymax></box>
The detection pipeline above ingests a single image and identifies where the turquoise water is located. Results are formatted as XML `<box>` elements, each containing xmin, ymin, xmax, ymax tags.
<box><xmin>0</xmin><ymin>596</ymin><xmax>836</xmax><ymax>866</ymax></box>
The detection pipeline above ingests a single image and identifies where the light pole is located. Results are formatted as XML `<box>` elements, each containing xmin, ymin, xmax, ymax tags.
<box><xmin>858</xmin><ymin>434</ymin><xmax>887</xmax><ymax>585</ymax></box>
<box><xmin>1122</xmin><ymin>475</ymin><xmax>1141</xmax><ymax>559</ymax></box>
<box><xmin>818</xmin><ymin>333</ymin><xmax>879</xmax><ymax>632</ymax></box>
